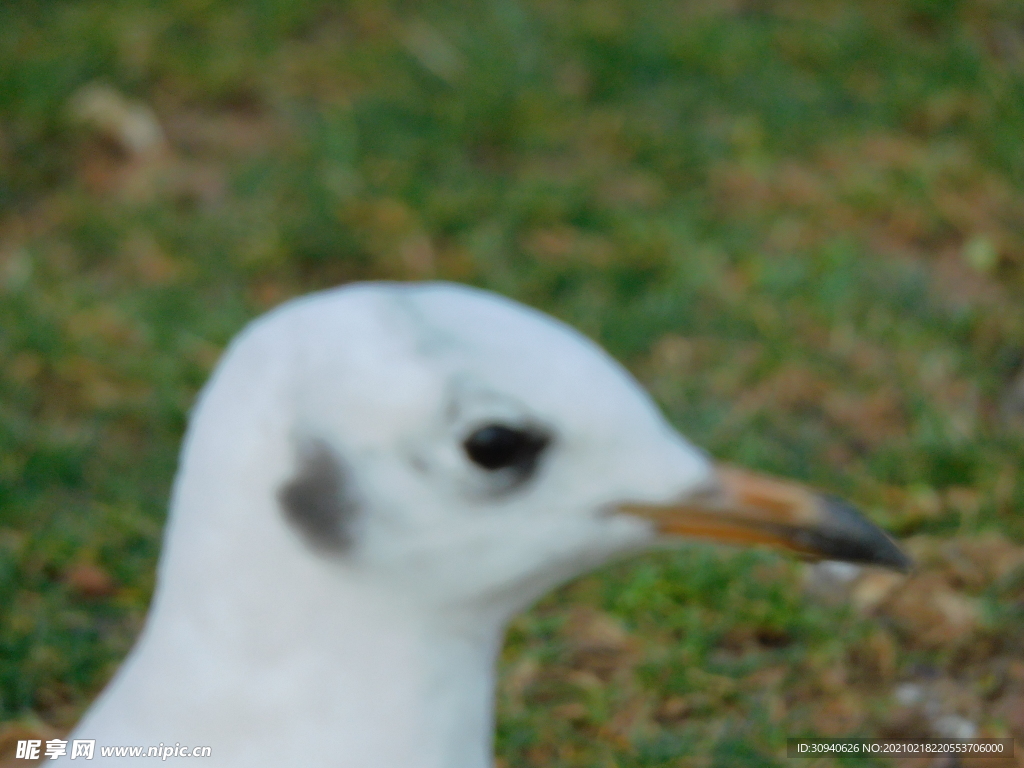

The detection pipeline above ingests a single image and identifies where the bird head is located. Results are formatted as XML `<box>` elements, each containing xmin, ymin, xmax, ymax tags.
<box><xmin>168</xmin><ymin>282</ymin><xmax>908</xmax><ymax>624</ymax></box>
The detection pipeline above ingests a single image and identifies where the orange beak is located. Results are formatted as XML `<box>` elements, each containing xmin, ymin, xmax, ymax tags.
<box><xmin>620</xmin><ymin>465</ymin><xmax>910</xmax><ymax>572</ymax></box>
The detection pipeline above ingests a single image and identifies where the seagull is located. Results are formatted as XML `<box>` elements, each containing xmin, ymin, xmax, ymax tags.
<box><xmin>61</xmin><ymin>282</ymin><xmax>908</xmax><ymax>767</ymax></box>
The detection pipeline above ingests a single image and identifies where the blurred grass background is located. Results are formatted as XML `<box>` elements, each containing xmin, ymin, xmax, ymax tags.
<box><xmin>3</xmin><ymin>0</ymin><xmax>1024</xmax><ymax>765</ymax></box>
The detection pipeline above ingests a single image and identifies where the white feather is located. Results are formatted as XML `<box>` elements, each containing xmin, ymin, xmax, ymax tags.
<box><xmin>61</xmin><ymin>282</ymin><xmax>712</xmax><ymax>767</ymax></box>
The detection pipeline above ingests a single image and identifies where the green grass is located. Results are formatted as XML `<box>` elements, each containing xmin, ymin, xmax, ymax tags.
<box><xmin>3</xmin><ymin>0</ymin><xmax>1024</xmax><ymax>764</ymax></box>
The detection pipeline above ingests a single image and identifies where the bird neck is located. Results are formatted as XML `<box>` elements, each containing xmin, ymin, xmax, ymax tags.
<box><xmin>105</xmin><ymin>569</ymin><xmax>506</xmax><ymax>768</ymax></box>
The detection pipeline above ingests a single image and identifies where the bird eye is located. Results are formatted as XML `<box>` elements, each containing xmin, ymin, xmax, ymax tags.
<box><xmin>463</xmin><ymin>424</ymin><xmax>549</xmax><ymax>473</ymax></box>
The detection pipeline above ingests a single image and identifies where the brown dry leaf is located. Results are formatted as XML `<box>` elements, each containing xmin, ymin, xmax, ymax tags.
<box><xmin>1006</xmin><ymin>660</ymin><xmax>1024</xmax><ymax>686</ymax></box>
<box><xmin>502</xmin><ymin>657</ymin><xmax>541</xmax><ymax>713</ymax></box>
<box><xmin>68</xmin><ymin>83</ymin><xmax>170</xmax><ymax>199</ymax></box>
<box><xmin>889</xmin><ymin>486</ymin><xmax>944</xmax><ymax>527</ymax></box>
<box><xmin>849</xmin><ymin>570</ymin><xmax>905</xmax><ymax>612</ymax></box>
<box><xmin>53</xmin><ymin>356</ymin><xmax>123</xmax><ymax>411</ymax></box>
<box><xmin>433</xmin><ymin>242</ymin><xmax>475</xmax><ymax>281</ymax></box>
<box><xmin>732</xmin><ymin>364</ymin><xmax>828</xmax><ymax>416</ymax></box>
<box><xmin>522</xmin><ymin>225</ymin><xmax>614</xmax><ymax>266</ymax></box>
<box><xmin>655</xmin><ymin>695</ymin><xmax>690</xmax><ymax>723</ymax></box>
<box><xmin>596</xmin><ymin>170</ymin><xmax>665</xmax><ymax>209</ymax></box>
<box><xmin>649</xmin><ymin>333</ymin><xmax>696</xmax><ymax>376</ymax></box>
<box><xmin>249</xmin><ymin>280</ymin><xmax>289</xmax><ymax>310</ymax></box>
<box><xmin>566</xmin><ymin>669</ymin><xmax>603</xmax><ymax>692</ymax></box>
<box><xmin>67</xmin><ymin>306</ymin><xmax>144</xmax><ymax>348</ymax></box>
<box><xmin>562</xmin><ymin>607</ymin><xmax>635</xmax><ymax>680</ymax></box>
<box><xmin>7</xmin><ymin>352</ymin><xmax>43</xmax><ymax>385</ymax></box>
<box><xmin>401</xmin><ymin>19</ymin><xmax>464</xmax><ymax>83</ymax></box>
<box><xmin>822</xmin><ymin>388</ymin><xmax>907</xmax><ymax>447</ymax></box>
<box><xmin>718</xmin><ymin>623</ymin><xmax>791</xmax><ymax>655</ymax></box>
<box><xmin>991</xmin><ymin>693</ymin><xmax>1024</xmax><ymax>739</ymax></box>
<box><xmin>811</xmin><ymin>691</ymin><xmax>865</xmax><ymax>735</ymax></box>
<box><xmin>163</xmin><ymin>108</ymin><xmax>280</xmax><ymax>157</ymax></box>
<box><xmin>849</xmin><ymin>628</ymin><xmax>898</xmax><ymax>684</ymax></box>
<box><xmin>944</xmin><ymin>487</ymin><xmax>982</xmax><ymax>517</ymax></box>
<box><xmin>399</xmin><ymin>232</ymin><xmax>436</xmax><ymax>278</ymax></box>
<box><xmin>342</xmin><ymin>198</ymin><xmax>445</xmax><ymax>278</ymax></box>
<box><xmin>643</xmin><ymin>334</ymin><xmax>718</xmax><ymax>408</ymax></box>
<box><xmin>746</xmin><ymin>664</ymin><xmax>787</xmax><ymax>690</ymax></box>
<box><xmin>942</xmin><ymin>533</ymin><xmax>1024</xmax><ymax>588</ymax></box>
<box><xmin>880</xmin><ymin>572</ymin><xmax>979</xmax><ymax>648</ymax></box>
<box><xmin>902</xmin><ymin>535</ymin><xmax>946</xmax><ymax>566</ymax></box>
<box><xmin>64</xmin><ymin>562</ymin><xmax>116</xmax><ymax>598</ymax></box>
<box><xmin>162</xmin><ymin>161</ymin><xmax>226</xmax><ymax>210</ymax></box>
<box><xmin>1000</xmin><ymin>364</ymin><xmax>1024</xmax><ymax>429</ymax></box>
<box><xmin>121</xmin><ymin>230</ymin><xmax>180</xmax><ymax>286</ymax></box>
<box><xmin>602</xmin><ymin>694</ymin><xmax>652</xmax><ymax>743</ymax></box>
<box><xmin>774</xmin><ymin>162</ymin><xmax>825</xmax><ymax>208</ymax></box>
<box><xmin>828</xmin><ymin>327</ymin><xmax>888</xmax><ymax>376</ymax></box>
<box><xmin>552</xmin><ymin>702</ymin><xmax>589</xmax><ymax>723</ymax></box>
<box><xmin>183</xmin><ymin>337</ymin><xmax>223</xmax><ymax>373</ymax></box>
<box><xmin>69</xmin><ymin>83</ymin><xmax>166</xmax><ymax>157</ymax></box>
<box><xmin>365</xmin><ymin>197</ymin><xmax>414</xmax><ymax>236</ymax></box>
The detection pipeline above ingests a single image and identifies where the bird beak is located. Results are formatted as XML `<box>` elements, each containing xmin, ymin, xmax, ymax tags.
<box><xmin>620</xmin><ymin>465</ymin><xmax>911</xmax><ymax>572</ymax></box>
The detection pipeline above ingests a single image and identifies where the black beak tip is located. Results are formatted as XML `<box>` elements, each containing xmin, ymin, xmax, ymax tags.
<box><xmin>813</xmin><ymin>495</ymin><xmax>913</xmax><ymax>574</ymax></box>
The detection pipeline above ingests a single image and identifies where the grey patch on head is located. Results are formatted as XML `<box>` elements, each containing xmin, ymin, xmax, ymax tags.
<box><xmin>278</xmin><ymin>438</ymin><xmax>358</xmax><ymax>553</ymax></box>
